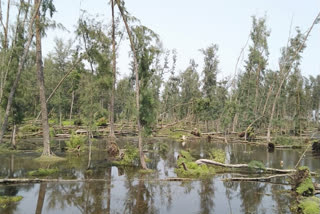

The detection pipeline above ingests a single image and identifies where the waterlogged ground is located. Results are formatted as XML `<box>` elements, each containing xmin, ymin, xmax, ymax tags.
<box><xmin>0</xmin><ymin>137</ymin><xmax>320</xmax><ymax>214</ymax></box>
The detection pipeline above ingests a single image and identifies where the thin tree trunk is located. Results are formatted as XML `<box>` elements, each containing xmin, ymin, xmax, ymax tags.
<box><xmin>109</xmin><ymin>0</ymin><xmax>116</xmax><ymax>138</ymax></box>
<box><xmin>0</xmin><ymin>0</ymin><xmax>10</xmax><ymax>49</ymax></box>
<box><xmin>35</xmin><ymin>0</ymin><xmax>51</xmax><ymax>156</ymax></box>
<box><xmin>0</xmin><ymin>1</ymin><xmax>41</xmax><ymax>144</ymax></box>
<box><xmin>11</xmin><ymin>123</ymin><xmax>16</xmax><ymax>149</ymax></box>
<box><xmin>69</xmin><ymin>90</ymin><xmax>74</xmax><ymax>120</ymax></box>
<box><xmin>267</xmin><ymin>12</ymin><xmax>320</xmax><ymax>142</ymax></box>
<box><xmin>0</xmin><ymin>0</ymin><xmax>30</xmax><ymax>105</ymax></box>
<box><xmin>116</xmin><ymin>0</ymin><xmax>147</xmax><ymax>169</ymax></box>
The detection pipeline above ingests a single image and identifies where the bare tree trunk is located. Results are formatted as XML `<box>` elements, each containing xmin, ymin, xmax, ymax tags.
<box><xmin>69</xmin><ymin>90</ymin><xmax>74</xmax><ymax>120</ymax></box>
<box><xmin>267</xmin><ymin>12</ymin><xmax>320</xmax><ymax>142</ymax></box>
<box><xmin>109</xmin><ymin>0</ymin><xmax>116</xmax><ymax>139</ymax></box>
<box><xmin>0</xmin><ymin>1</ymin><xmax>41</xmax><ymax>144</ymax></box>
<box><xmin>116</xmin><ymin>0</ymin><xmax>147</xmax><ymax>169</ymax></box>
<box><xmin>35</xmin><ymin>0</ymin><xmax>51</xmax><ymax>156</ymax></box>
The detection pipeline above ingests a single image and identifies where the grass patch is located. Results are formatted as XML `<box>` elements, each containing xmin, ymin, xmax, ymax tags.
<box><xmin>113</xmin><ymin>145</ymin><xmax>140</xmax><ymax>166</ymax></box>
<box><xmin>298</xmin><ymin>197</ymin><xmax>320</xmax><ymax>214</ymax></box>
<box><xmin>20</xmin><ymin>124</ymin><xmax>39</xmax><ymax>133</ymax></box>
<box><xmin>28</xmin><ymin>168</ymin><xmax>59</xmax><ymax>176</ymax></box>
<box><xmin>138</xmin><ymin>169</ymin><xmax>155</xmax><ymax>174</ymax></box>
<box><xmin>157</xmin><ymin>127</ymin><xmax>190</xmax><ymax>140</ymax></box>
<box><xmin>96</xmin><ymin>117</ymin><xmax>108</xmax><ymax>126</ymax></box>
<box><xmin>296</xmin><ymin>177</ymin><xmax>315</xmax><ymax>197</ymax></box>
<box><xmin>34</xmin><ymin>155</ymin><xmax>66</xmax><ymax>163</ymax></box>
<box><xmin>273</xmin><ymin>136</ymin><xmax>302</xmax><ymax>146</ymax></box>
<box><xmin>175</xmin><ymin>150</ymin><xmax>215</xmax><ymax>178</ymax></box>
<box><xmin>248</xmin><ymin>160</ymin><xmax>266</xmax><ymax>171</ymax></box>
<box><xmin>62</xmin><ymin>120</ymin><xmax>74</xmax><ymax>126</ymax></box>
<box><xmin>208</xmin><ymin>149</ymin><xmax>225</xmax><ymax>163</ymax></box>
<box><xmin>66</xmin><ymin>134</ymin><xmax>87</xmax><ymax>150</ymax></box>
<box><xmin>0</xmin><ymin>196</ymin><xmax>23</xmax><ymax>208</ymax></box>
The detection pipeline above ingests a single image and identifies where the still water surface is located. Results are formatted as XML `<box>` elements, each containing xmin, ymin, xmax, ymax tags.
<box><xmin>0</xmin><ymin>138</ymin><xmax>319</xmax><ymax>214</ymax></box>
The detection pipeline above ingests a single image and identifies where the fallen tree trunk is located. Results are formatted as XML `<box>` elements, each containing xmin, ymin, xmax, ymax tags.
<box><xmin>222</xmin><ymin>174</ymin><xmax>293</xmax><ymax>182</ymax></box>
<box><xmin>0</xmin><ymin>177</ymin><xmax>193</xmax><ymax>184</ymax></box>
<box><xmin>0</xmin><ymin>178</ymin><xmax>109</xmax><ymax>184</ymax></box>
<box><xmin>195</xmin><ymin>159</ymin><xmax>316</xmax><ymax>174</ymax></box>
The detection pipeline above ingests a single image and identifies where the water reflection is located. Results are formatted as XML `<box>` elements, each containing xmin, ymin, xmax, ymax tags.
<box><xmin>0</xmin><ymin>138</ymin><xmax>319</xmax><ymax>213</ymax></box>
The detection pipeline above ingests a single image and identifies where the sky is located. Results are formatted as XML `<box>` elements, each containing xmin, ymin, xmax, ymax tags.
<box><xmin>42</xmin><ymin>0</ymin><xmax>320</xmax><ymax>80</ymax></box>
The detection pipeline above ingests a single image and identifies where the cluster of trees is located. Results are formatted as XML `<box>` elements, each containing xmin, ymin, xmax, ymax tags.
<box><xmin>0</xmin><ymin>1</ymin><xmax>319</xmax><ymax>160</ymax></box>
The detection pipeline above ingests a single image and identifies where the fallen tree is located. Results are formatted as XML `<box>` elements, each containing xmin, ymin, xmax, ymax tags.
<box><xmin>0</xmin><ymin>177</ymin><xmax>193</xmax><ymax>184</ymax></box>
<box><xmin>195</xmin><ymin>159</ymin><xmax>305</xmax><ymax>174</ymax></box>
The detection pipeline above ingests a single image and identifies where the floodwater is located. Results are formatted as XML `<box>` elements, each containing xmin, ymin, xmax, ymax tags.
<box><xmin>0</xmin><ymin>137</ymin><xmax>319</xmax><ymax>214</ymax></box>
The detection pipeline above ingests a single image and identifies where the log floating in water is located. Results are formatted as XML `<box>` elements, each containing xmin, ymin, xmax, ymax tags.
<box><xmin>222</xmin><ymin>174</ymin><xmax>293</xmax><ymax>182</ymax></box>
<box><xmin>195</xmin><ymin>159</ymin><xmax>317</xmax><ymax>174</ymax></box>
<box><xmin>0</xmin><ymin>178</ymin><xmax>109</xmax><ymax>184</ymax></box>
<box><xmin>0</xmin><ymin>177</ymin><xmax>193</xmax><ymax>184</ymax></box>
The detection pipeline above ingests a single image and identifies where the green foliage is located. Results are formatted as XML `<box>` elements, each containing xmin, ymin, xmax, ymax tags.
<box><xmin>20</xmin><ymin>124</ymin><xmax>40</xmax><ymax>133</ymax></box>
<box><xmin>248</xmin><ymin>160</ymin><xmax>265</xmax><ymax>171</ymax></box>
<box><xmin>66</xmin><ymin>134</ymin><xmax>87</xmax><ymax>149</ymax></box>
<box><xmin>62</xmin><ymin>120</ymin><xmax>74</xmax><ymax>126</ymax></box>
<box><xmin>273</xmin><ymin>136</ymin><xmax>301</xmax><ymax>145</ymax></box>
<box><xmin>298</xmin><ymin>197</ymin><xmax>320</xmax><ymax>214</ymax></box>
<box><xmin>295</xmin><ymin>167</ymin><xmax>315</xmax><ymax>197</ymax></box>
<box><xmin>96</xmin><ymin>117</ymin><xmax>108</xmax><ymax>126</ymax></box>
<box><xmin>175</xmin><ymin>150</ymin><xmax>215</xmax><ymax>178</ymax></box>
<box><xmin>114</xmin><ymin>144</ymin><xmax>140</xmax><ymax>166</ymax></box>
<box><xmin>296</xmin><ymin>176</ymin><xmax>315</xmax><ymax>197</ymax></box>
<box><xmin>158</xmin><ymin>143</ymin><xmax>169</xmax><ymax>154</ymax></box>
<box><xmin>28</xmin><ymin>168</ymin><xmax>59</xmax><ymax>176</ymax></box>
<box><xmin>73</xmin><ymin>118</ymin><xmax>83</xmax><ymax>126</ymax></box>
<box><xmin>209</xmin><ymin>149</ymin><xmax>226</xmax><ymax>163</ymax></box>
<box><xmin>49</xmin><ymin>127</ymin><xmax>55</xmax><ymax>138</ymax></box>
<box><xmin>0</xmin><ymin>196</ymin><xmax>23</xmax><ymax>208</ymax></box>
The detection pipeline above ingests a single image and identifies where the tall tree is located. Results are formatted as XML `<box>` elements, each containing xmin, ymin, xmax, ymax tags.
<box><xmin>36</xmin><ymin>0</ymin><xmax>55</xmax><ymax>156</ymax></box>
<box><xmin>0</xmin><ymin>0</ymin><xmax>41</xmax><ymax>143</ymax></box>
<box><xmin>116</xmin><ymin>0</ymin><xmax>147</xmax><ymax>169</ymax></box>
<box><xmin>201</xmin><ymin>44</ymin><xmax>219</xmax><ymax>99</ymax></box>
<box><xmin>109</xmin><ymin>0</ymin><xmax>116</xmax><ymax>138</ymax></box>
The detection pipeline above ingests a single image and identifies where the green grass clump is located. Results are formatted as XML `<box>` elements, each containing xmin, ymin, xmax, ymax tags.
<box><xmin>62</xmin><ymin>120</ymin><xmax>74</xmax><ymax>126</ymax></box>
<box><xmin>248</xmin><ymin>160</ymin><xmax>265</xmax><ymax>171</ymax></box>
<box><xmin>114</xmin><ymin>145</ymin><xmax>140</xmax><ymax>166</ymax></box>
<box><xmin>0</xmin><ymin>196</ymin><xmax>23</xmax><ymax>208</ymax></box>
<box><xmin>298</xmin><ymin>197</ymin><xmax>320</xmax><ymax>214</ymax></box>
<box><xmin>209</xmin><ymin>149</ymin><xmax>225</xmax><ymax>163</ymax></box>
<box><xmin>296</xmin><ymin>177</ymin><xmax>315</xmax><ymax>197</ymax></box>
<box><xmin>96</xmin><ymin>117</ymin><xmax>108</xmax><ymax>126</ymax></box>
<box><xmin>28</xmin><ymin>168</ymin><xmax>59</xmax><ymax>176</ymax></box>
<box><xmin>175</xmin><ymin>150</ymin><xmax>215</xmax><ymax>178</ymax></box>
<box><xmin>66</xmin><ymin>134</ymin><xmax>87</xmax><ymax>149</ymax></box>
<box><xmin>34</xmin><ymin>155</ymin><xmax>66</xmax><ymax>163</ymax></box>
<box><xmin>139</xmin><ymin>169</ymin><xmax>155</xmax><ymax>174</ymax></box>
<box><xmin>20</xmin><ymin>124</ymin><xmax>39</xmax><ymax>133</ymax></box>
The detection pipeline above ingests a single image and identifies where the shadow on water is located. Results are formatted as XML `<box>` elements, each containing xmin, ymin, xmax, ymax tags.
<box><xmin>0</xmin><ymin>137</ymin><xmax>319</xmax><ymax>213</ymax></box>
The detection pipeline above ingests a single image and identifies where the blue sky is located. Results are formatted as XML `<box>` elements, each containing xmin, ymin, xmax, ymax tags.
<box><xmin>43</xmin><ymin>0</ymin><xmax>320</xmax><ymax>80</ymax></box>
